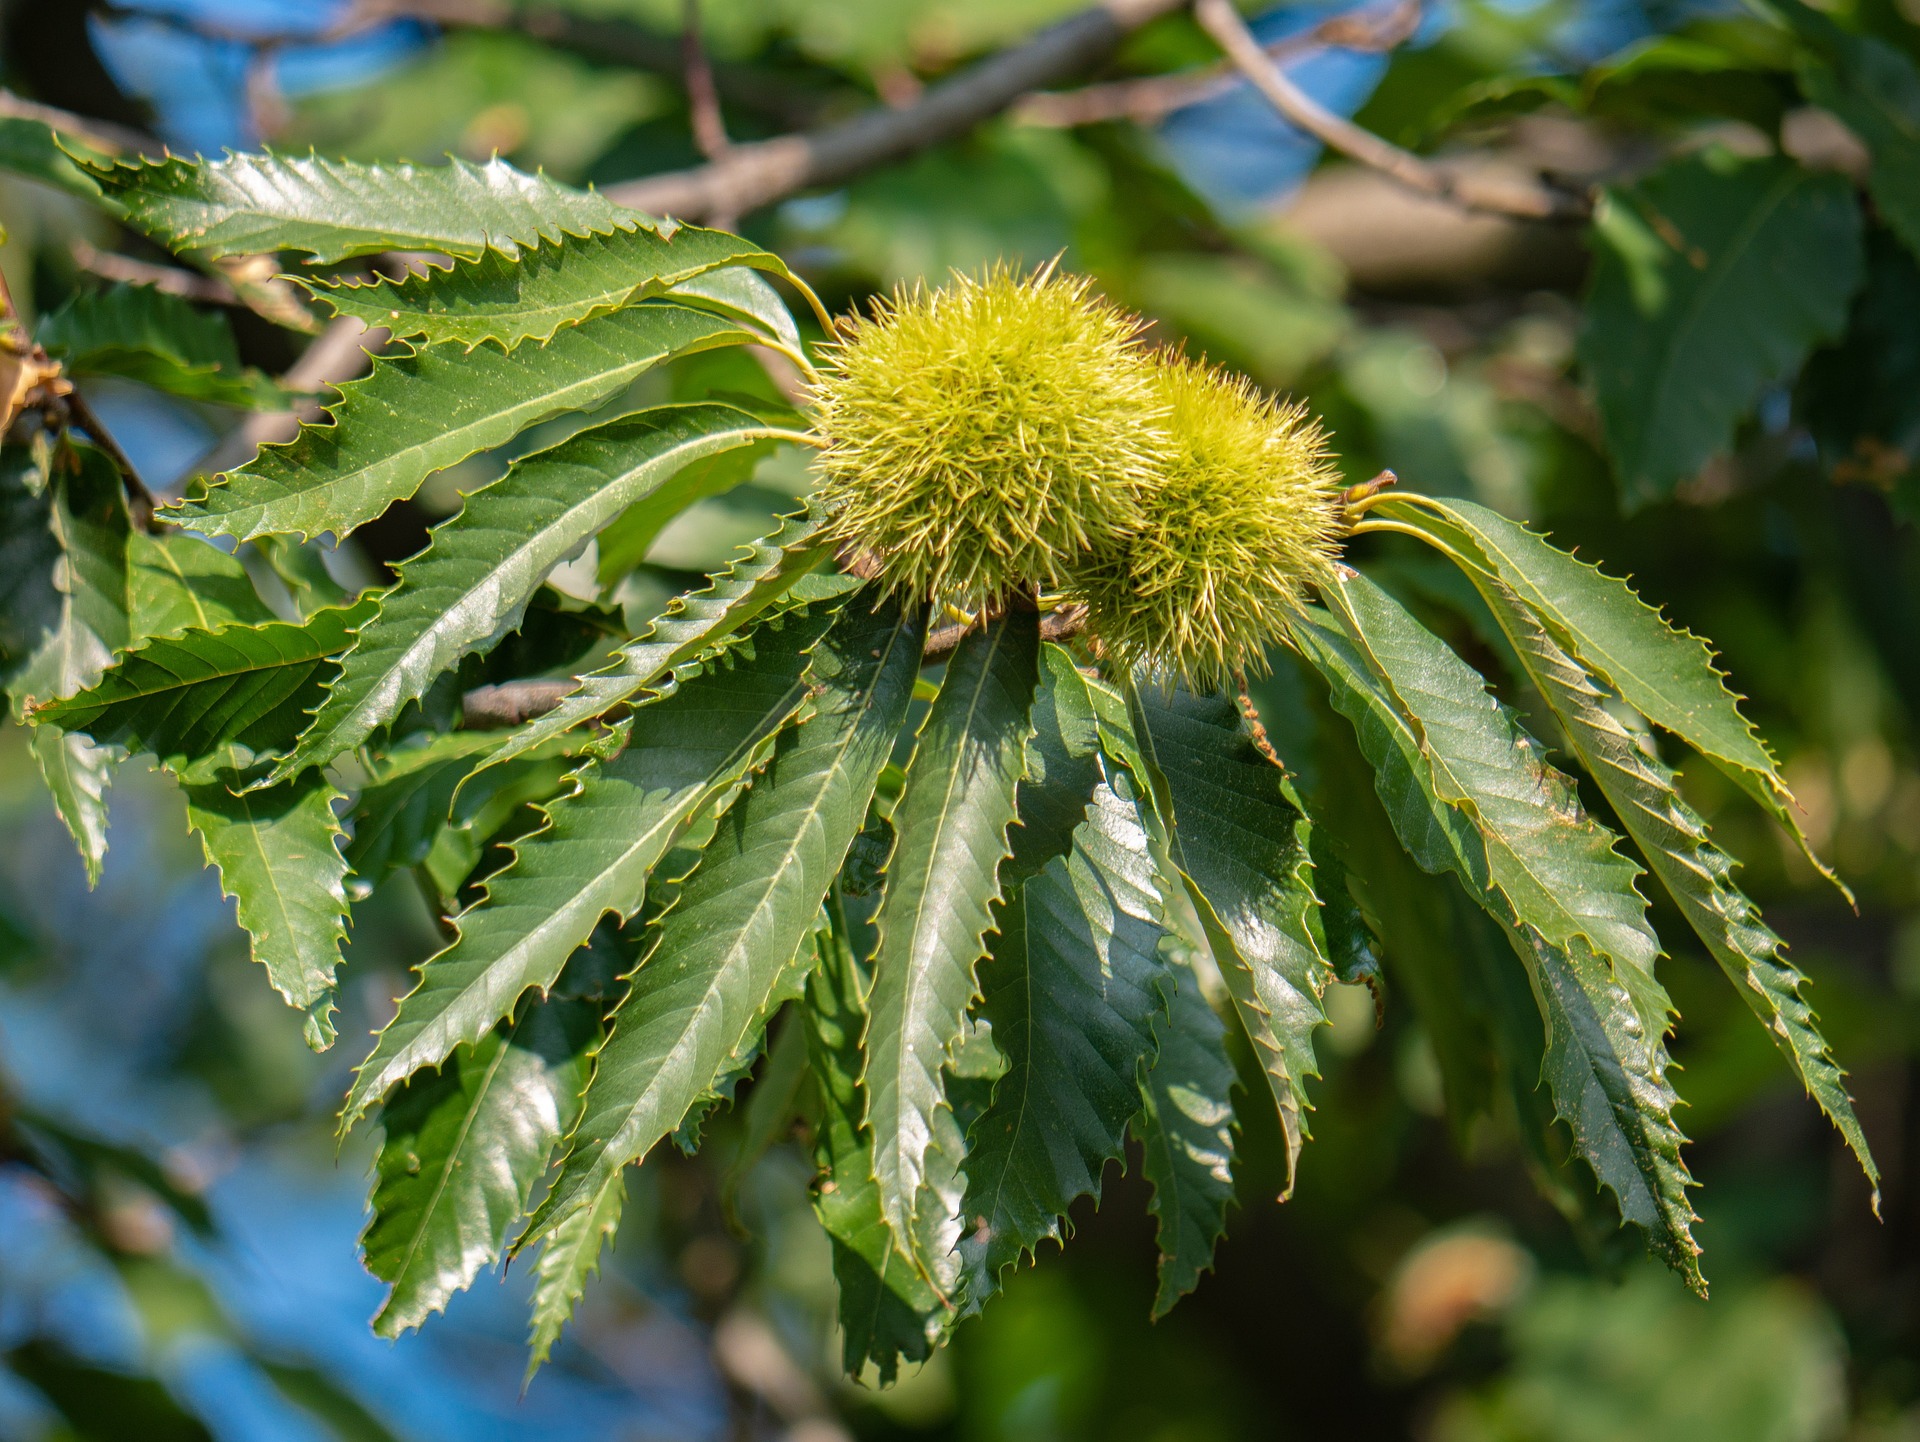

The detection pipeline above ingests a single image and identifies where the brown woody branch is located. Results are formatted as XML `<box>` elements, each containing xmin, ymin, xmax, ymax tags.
<box><xmin>600</xmin><ymin>0</ymin><xmax>1187</xmax><ymax>221</ymax></box>
<box><xmin>1018</xmin><ymin>0</ymin><xmax>1421</xmax><ymax>129</ymax></box>
<box><xmin>1193</xmin><ymin>0</ymin><xmax>1589</xmax><ymax>223</ymax></box>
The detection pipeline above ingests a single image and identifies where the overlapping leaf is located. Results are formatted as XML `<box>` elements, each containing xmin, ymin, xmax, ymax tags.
<box><xmin>957</xmin><ymin>780</ymin><xmax>1167</xmax><ymax>1303</ymax></box>
<box><xmin>1291</xmin><ymin>588</ymin><xmax>1701</xmax><ymax>1286</ymax></box>
<box><xmin>14</xmin><ymin>448</ymin><xmax>132</xmax><ymax>883</ymax></box>
<box><xmin>1580</xmin><ymin>152</ymin><xmax>1861</xmax><ymax>506</ymax></box>
<box><xmin>480</xmin><ymin>506</ymin><xmax>834</xmax><ymax>777</ymax></box>
<box><xmin>128</xmin><ymin>531</ymin><xmax>276</xmax><ymax>640</ymax></box>
<box><xmin>1129</xmin><ymin>682</ymin><xmax>1331</xmax><ymax>1192</ymax></box>
<box><xmin>343</xmin><ymin>731</ymin><xmax>506</xmax><ymax>896</ymax></box>
<box><xmin>341</xmin><ymin>607</ymin><xmax>838</xmax><ymax>1130</ymax></box>
<box><xmin>280</xmin><ymin>404</ymin><xmax>798</xmax><ymax>778</ymax></box>
<box><xmin>1775</xmin><ymin>0</ymin><xmax>1920</xmax><ymax>262</ymax></box>
<box><xmin>1135</xmin><ymin>951</ymin><xmax>1236</xmax><ymax>1318</ymax></box>
<box><xmin>863</xmin><ymin>610</ymin><xmax>1039</xmax><ymax>1281</ymax></box>
<box><xmin>185</xmin><ymin>770</ymin><xmax>350</xmax><ymax>1049</ymax></box>
<box><xmin>306</xmin><ymin>225</ymin><xmax>813</xmax><ymax>352</ymax></box>
<box><xmin>1372</xmin><ymin>495</ymin><xmax>1843</xmax><ymax>894</ymax></box>
<box><xmin>1326</xmin><ymin>572</ymin><xmax>1672</xmax><ymax>1047</ymax></box>
<box><xmin>1391</xmin><ymin>514</ymin><xmax>1877</xmax><ymax>1198</ymax></box>
<box><xmin>524</xmin><ymin>1171</ymin><xmax>625</xmax><ymax>1377</ymax></box>
<box><xmin>86</xmin><ymin>149</ymin><xmax>638</xmax><ymax>264</ymax></box>
<box><xmin>169</xmin><ymin>303</ymin><xmax>753</xmax><ymax>544</ymax></box>
<box><xmin>35</xmin><ymin>601</ymin><xmax>372</xmax><ymax>781</ymax></box>
<box><xmin>364</xmin><ymin>994</ymin><xmax>600</xmax><ymax>1335</ymax></box>
<box><xmin>39</xmin><ymin>284</ymin><xmax>281</xmax><ymax>410</ymax></box>
<box><xmin>528</xmin><ymin>593</ymin><xmax>925</xmax><ymax>1238</ymax></box>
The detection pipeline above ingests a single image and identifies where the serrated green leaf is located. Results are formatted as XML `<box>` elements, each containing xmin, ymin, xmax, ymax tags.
<box><xmin>1135</xmin><ymin>950</ymin><xmax>1235</xmax><ymax>1319</ymax></box>
<box><xmin>1467</xmin><ymin>565</ymin><xmax>1877</xmax><ymax>1202</ymax></box>
<box><xmin>665</xmin><ymin>265</ymin><xmax>803</xmax><ymax>351</ymax></box>
<box><xmin>168</xmin><ymin>303</ymin><xmax>754</xmax><ymax>544</ymax></box>
<box><xmin>0</xmin><ymin>117</ymin><xmax>104</xmax><ymax>197</ymax></box>
<box><xmin>15</xmin><ymin>447</ymin><xmax>132</xmax><ymax>884</ymax></box>
<box><xmin>129</xmin><ymin>530</ymin><xmax>276</xmax><ymax>640</ymax></box>
<box><xmin>957</xmin><ymin>779</ymin><xmax>1167</xmax><ymax>1304</ymax></box>
<box><xmin>87</xmin><ymin>149</ymin><xmax>638</xmax><ymax>265</ymax></box>
<box><xmin>805</xmin><ymin>888</ymin><xmax>945</xmax><ymax>1383</ymax></box>
<box><xmin>306</xmin><ymin>225</ymin><xmax>808</xmax><ymax>352</ymax></box>
<box><xmin>477</xmin><ymin>505</ymin><xmax>833</xmax><ymax>779</ymax></box>
<box><xmin>365</xmin><ymin>993</ymin><xmax>600</xmax><ymax>1336</ymax></box>
<box><xmin>184</xmin><ymin>770</ymin><xmax>350</xmax><ymax>1049</ymax></box>
<box><xmin>280</xmin><ymin>404</ymin><xmax>798</xmax><ymax>779</ymax></box>
<box><xmin>863</xmin><ymin>610</ymin><xmax>1039</xmax><ymax>1286</ymax></box>
<box><xmin>340</xmin><ymin>607</ymin><xmax>838</xmax><ymax>1131</ymax></box>
<box><xmin>1291</xmin><ymin>587</ymin><xmax>1702</xmax><ymax>1287</ymax></box>
<box><xmin>524</xmin><ymin>1170</ymin><xmax>625</xmax><ymax>1378</ymax></box>
<box><xmin>39</xmin><ymin>284</ymin><xmax>282</xmax><ymax>411</ymax></box>
<box><xmin>1373</xmin><ymin>495</ymin><xmax>1844</xmax><ymax>897</ymax></box>
<box><xmin>1300</xmin><ymin>651</ymin><xmax>1612</xmax><ymax>1236</ymax></box>
<box><xmin>1129</xmin><ymin>682</ymin><xmax>1332</xmax><ymax>1194</ymax></box>
<box><xmin>1326</xmin><ymin>572</ymin><xmax>1672</xmax><ymax>1048</ymax></box>
<box><xmin>1000</xmin><ymin>644</ymin><xmax>1105</xmax><ymax>890</ymax></box>
<box><xmin>1579</xmin><ymin>152</ymin><xmax>1861</xmax><ymax>506</ymax></box>
<box><xmin>528</xmin><ymin>593</ymin><xmax>924</xmax><ymax>1238</ymax></box>
<box><xmin>1774</xmin><ymin>0</ymin><xmax>1920</xmax><ymax>263</ymax></box>
<box><xmin>255</xmin><ymin>535</ymin><xmax>350</xmax><ymax>617</ymax></box>
<box><xmin>34</xmin><ymin>601</ymin><xmax>373</xmax><ymax>781</ymax></box>
<box><xmin>343</xmin><ymin>731</ymin><xmax>505</xmax><ymax>897</ymax></box>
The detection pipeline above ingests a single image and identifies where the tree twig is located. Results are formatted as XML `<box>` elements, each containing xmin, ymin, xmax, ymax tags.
<box><xmin>1193</xmin><ymin>0</ymin><xmax>1588</xmax><ymax>223</ymax></box>
<box><xmin>63</xmin><ymin>386</ymin><xmax>157</xmax><ymax>529</ymax></box>
<box><xmin>71</xmin><ymin>241</ymin><xmax>242</xmax><ymax>306</ymax></box>
<box><xmin>923</xmin><ymin>603</ymin><xmax>1087</xmax><ymax>662</ymax></box>
<box><xmin>603</xmin><ymin>0</ymin><xmax>1187</xmax><ymax>221</ymax></box>
<box><xmin>1018</xmin><ymin>0</ymin><xmax>1420</xmax><ymax>128</ymax></box>
<box><xmin>681</xmin><ymin>0</ymin><xmax>731</xmax><ymax>163</ymax></box>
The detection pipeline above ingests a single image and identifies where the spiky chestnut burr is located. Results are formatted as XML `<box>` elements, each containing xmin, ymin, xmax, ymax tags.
<box><xmin>810</xmin><ymin>264</ymin><xmax>1168</xmax><ymax>607</ymax></box>
<box><xmin>1070</xmin><ymin>354</ymin><xmax>1343</xmax><ymax>691</ymax></box>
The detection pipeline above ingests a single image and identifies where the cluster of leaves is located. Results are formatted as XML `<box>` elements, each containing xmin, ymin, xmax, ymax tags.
<box><xmin>0</xmin><ymin>121</ymin><xmax>1880</xmax><ymax>1385</ymax></box>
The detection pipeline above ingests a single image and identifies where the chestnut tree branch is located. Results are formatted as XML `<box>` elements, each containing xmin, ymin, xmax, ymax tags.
<box><xmin>1193</xmin><ymin>0</ymin><xmax>1590</xmax><ymax>223</ymax></box>
<box><xmin>1018</xmin><ymin>0</ymin><xmax>1421</xmax><ymax>128</ymax></box>
<box><xmin>602</xmin><ymin>0</ymin><xmax>1188</xmax><ymax>221</ymax></box>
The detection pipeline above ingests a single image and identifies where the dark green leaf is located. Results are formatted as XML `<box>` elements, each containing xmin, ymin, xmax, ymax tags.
<box><xmin>1135</xmin><ymin>949</ymin><xmax>1236</xmax><ymax>1318</ymax></box>
<box><xmin>280</xmin><ymin>404</ymin><xmax>798</xmax><ymax>777</ymax></box>
<box><xmin>306</xmin><ymin>225</ymin><xmax>813</xmax><ymax>352</ymax></box>
<box><xmin>1579</xmin><ymin>153</ymin><xmax>1861</xmax><ymax>506</ymax></box>
<box><xmin>14</xmin><ymin>447</ymin><xmax>132</xmax><ymax>884</ymax></box>
<box><xmin>364</xmin><ymin>993</ymin><xmax>600</xmax><ymax>1335</ymax></box>
<box><xmin>958</xmin><ymin>779</ymin><xmax>1168</xmax><ymax>1303</ymax></box>
<box><xmin>167</xmin><ymin>303</ymin><xmax>753</xmax><ymax>544</ymax></box>
<box><xmin>1292</xmin><ymin>585</ymin><xmax>1701</xmax><ymax>1287</ymax></box>
<box><xmin>39</xmin><ymin>284</ymin><xmax>282</xmax><ymax>410</ymax></box>
<box><xmin>479</xmin><ymin>504</ymin><xmax>833</xmax><ymax>777</ymax></box>
<box><xmin>343</xmin><ymin>731</ymin><xmax>507</xmax><ymax>898</ymax></box>
<box><xmin>1129</xmin><ymin>681</ymin><xmax>1332</xmax><ymax>1192</ymax></box>
<box><xmin>1776</xmin><ymin>0</ymin><xmax>1920</xmax><ymax>262</ymax></box>
<box><xmin>528</xmin><ymin>593</ymin><xmax>924</xmax><ymax>1237</ymax></box>
<box><xmin>34</xmin><ymin>601</ymin><xmax>373</xmax><ymax>781</ymax></box>
<box><xmin>341</xmin><ymin>606</ymin><xmax>837</xmax><ymax>1130</ymax></box>
<box><xmin>128</xmin><ymin>530</ymin><xmax>276</xmax><ymax>640</ymax></box>
<box><xmin>863</xmin><ymin>609</ymin><xmax>1039</xmax><ymax>1284</ymax></box>
<box><xmin>805</xmin><ymin>889</ymin><xmax>945</xmax><ymax>1383</ymax></box>
<box><xmin>1373</xmin><ymin>495</ymin><xmax>1844</xmax><ymax>897</ymax></box>
<box><xmin>184</xmin><ymin>770</ymin><xmax>350</xmax><ymax>1049</ymax></box>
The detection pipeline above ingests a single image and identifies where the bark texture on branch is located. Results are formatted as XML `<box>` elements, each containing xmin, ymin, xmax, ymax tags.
<box><xmin>602</xmin><ymin>0</ymin><xmax>1186</xmax><ymax>221</ymax></box>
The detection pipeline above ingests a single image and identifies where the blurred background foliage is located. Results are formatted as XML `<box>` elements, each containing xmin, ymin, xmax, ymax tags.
<box><xmin>0</xmin><ymin>0</ymin><xmax>1917</xmax><ymax>1437</ymax></box>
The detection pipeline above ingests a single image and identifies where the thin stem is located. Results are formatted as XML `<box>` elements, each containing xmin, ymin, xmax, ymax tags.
<box><xmin>1193</xmin><ymin>0</ymin><xmax>1589</xmax><ymax>223</ymax></box>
